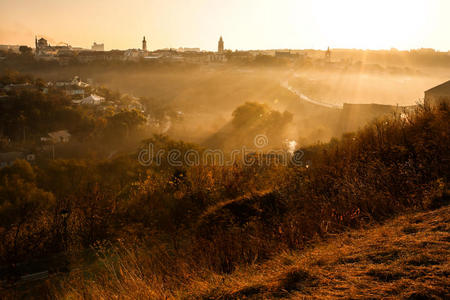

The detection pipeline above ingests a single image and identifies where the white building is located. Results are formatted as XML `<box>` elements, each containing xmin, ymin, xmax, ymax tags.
<box><xmin>92</xmin><ymin>42</ymin><xmax>104</xmax><ymax>51</ymax></box>
<box><xmin>41</xmin><ymin>130</ymin><xmax>71</xmax><ymax>143</ymax></box>
<box><xmin>74</xmin><ymin>94</ymin><xmax>105</xmax><ymax>105</ymax></box>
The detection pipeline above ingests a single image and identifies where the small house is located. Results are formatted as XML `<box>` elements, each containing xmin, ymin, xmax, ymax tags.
<box><xmin>77</xmin><ymin>94</ymin><xmax>105</xmax><ymax>105</ymax></box>
<box><xmin>41</xmin><ymin>130</ymin><xmax>71</xmax><ymax>143</ymax></box>
<box><xmin>424</xmin><ymin>80</ymin><xmax>450</xmax><ymax>107</ymax></box>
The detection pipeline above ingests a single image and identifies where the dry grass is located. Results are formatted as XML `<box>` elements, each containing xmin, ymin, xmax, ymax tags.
<box><xmin>48</xmin><ymin>105</ymin><xmax>448</xmax><ymax>299</ymax></box>
<box><xmin>190</xmin><ymin>205</ymin><xmax>450</xmax><ymax>299</ymax></box>
<box><xmin>1</xmin><ymin>106</ymin><xmax>448</xmax><ymax>299</ymax></box>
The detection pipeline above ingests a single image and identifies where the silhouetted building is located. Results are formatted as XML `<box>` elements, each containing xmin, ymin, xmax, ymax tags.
<box><xmin>34</xmin><ymin>36</ymin><xmax>71</xmax><ymax>60</ymax></box>
<box><xmin>142</xmin><ymin>36</ymin><xmax>147</xmax><ymax>51</ymax></box>
<box><xmin>218</xmin><ymin>36</ymin><xmax>224</xmax><ymax>53</ymax></box>
<box><xmin>35</xmin><ymin>36</ymin><xmax>50</xmax><ymax>56</ymax></box>
<box><xmin>275</xmin><ymin>51</ymin><xmax>290</xmax><ymax>58</ymax></box>
<box><xmin>178</xmin><ymin>47</ymin><xmax>200</xmax><ymax>52</ymax></box>
<box><xmin>50</xmin><ymin>76</ymin><xmax>89</xmax><ymax>98</ymax></box>
<box><xmin>36</xmin><ymin>37</ymin><xmax>48</xmax><ymax>49</ymax></box>
<box><xmin>424</xmin><ymin>80</ymin><xmax>450</xmax><ymax>107</ymax></box>
<box><xmin>275</xmin><ymin>51</ymin><xmax>299</xmax><ymax>59</ymax></box>
<box><xmin>91</xmin><ymin>42</ymin><xmax>104</xmax><ymax>51</ymax></box>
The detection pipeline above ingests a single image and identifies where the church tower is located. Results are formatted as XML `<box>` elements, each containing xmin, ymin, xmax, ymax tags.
<box><xmin>218</xmin><ymin>36</ymin><xmax>224</xmax><ymax>53</ymax></box>
<box><xmin>142</xmin><ymin>36</ymin><xmax>147</xmax><ymax>51</ymax></box>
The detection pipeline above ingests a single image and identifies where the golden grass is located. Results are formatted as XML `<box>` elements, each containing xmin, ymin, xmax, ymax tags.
<box><xmin>189</xmin><ymin>205</ymin><xmax>450</xmax><ymax>299</ymax></box>
<box><xmin>45</xmin><ymin>205</ymin><xmax>450</xmax><ymax>299</ymax></box>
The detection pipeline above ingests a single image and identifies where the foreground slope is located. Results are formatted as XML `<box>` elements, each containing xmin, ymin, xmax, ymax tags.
<box><xmin>197</xmin><ymin>205</ymin><xmax>449</xmax><ymax>299</ymax></box>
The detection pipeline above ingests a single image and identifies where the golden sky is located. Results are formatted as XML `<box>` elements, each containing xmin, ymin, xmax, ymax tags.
<box><xmin>0</xmin><ymin>0</ymin><xmax>449</xmax><ymax>51</ymax></box>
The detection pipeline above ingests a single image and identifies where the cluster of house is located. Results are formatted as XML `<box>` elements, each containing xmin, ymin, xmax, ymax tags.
<box><xmin>0</xmin><ymin>36</ymin><xmax>319</xmax><ymax>67</ymax></box>
<box><xmin>50</xmin><ymin>76</ymin><xmax>144</xmax><ymax>110</ymax></box>
<box><xmin>29</xmin><ymin>36</ymin><xmax>311</xmax><ymax>65</ymax></box>
<box><xmin>31</xmin><ymin>36</ymin><xmax>232</xmax><ymax>65</ymax></box>
<box><xmin>1</xmin><ymin>75</ymin><xmax>147</xmax><ymax>110</ymax></box>
<box><xmin>0</xmin><ymin>75</ymin><xmax>101</xmax><ymax>104</ymax></box>
<box><xmin>50</xmin><ymin>75</ymin><xmax>90</xmax><ymax>98</ymax></box>
<box><xmin>0</xmin><ymin>74</ymin><xmax>149</xmax><ymax>168</ymax></box>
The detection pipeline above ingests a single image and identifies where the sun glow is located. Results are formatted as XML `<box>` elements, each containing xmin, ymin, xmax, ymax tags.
<box><xmin>310</xmin><ymin>0</ymin><xmax>431</xmax><ymax>50</ymax></box>
<box><xmin>0</xmin><ymin>0</ymin><xmax>447</xmax><ymax>51</ymax></box>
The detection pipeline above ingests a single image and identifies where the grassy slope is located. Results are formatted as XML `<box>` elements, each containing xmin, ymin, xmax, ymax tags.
<box><xmin>194</xmin><ymin>205</ymin><xmax>449</xmax><ymax>299</ymax></box>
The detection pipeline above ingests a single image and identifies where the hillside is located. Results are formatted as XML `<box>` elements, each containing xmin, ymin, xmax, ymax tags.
<box><xmin>196</xmin><ymin>205</ymin><xmax>450</xmax><ymax>299</ymax></box>
<box><xmin>0</xmin><ymin>100</ymin><xmax>448</xmax><ymax>299</ymax></box>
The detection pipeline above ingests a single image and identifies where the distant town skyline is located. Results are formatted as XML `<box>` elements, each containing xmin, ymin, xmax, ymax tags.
<box><xmin>1</xmin><ymin>0</ymin><xmax>449</xmax><ymax>52</ymax></box>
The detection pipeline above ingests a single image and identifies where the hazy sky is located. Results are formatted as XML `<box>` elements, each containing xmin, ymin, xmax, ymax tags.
<box><xmin>0</xmin><ymin>0</ymin><xmax>449</xmax><ymax>51</ymax></box>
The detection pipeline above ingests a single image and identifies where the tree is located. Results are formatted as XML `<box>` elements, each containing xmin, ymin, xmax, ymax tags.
<box><xmin>106</xmin><ymin>109</ymin><xmax>147</xmax><ymax>138</ymax></box>
<box><xmin>232</xmin><ymin>102</ymin><xmax>269</xmax><ymax>128</ymax></box>
<box><xmin>228</xmin><ymin>102</ymin><xmax>293</xmax><ymax>149</ymax></box>
<box><xmin>19</xmin><ymin>46</ymin><xmax>32</xmax><ymax>56</ymax></box>
<box><xmin>0</xmin><ymin>160</ymin><xmax>55</xmax><ymax>262</ymax></box>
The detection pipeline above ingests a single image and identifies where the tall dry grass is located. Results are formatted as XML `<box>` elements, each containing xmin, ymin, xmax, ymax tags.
<box><xmin>49</xmin><ymin>105</ymin><xmax>449</xmax><ymax>299</ymax></box>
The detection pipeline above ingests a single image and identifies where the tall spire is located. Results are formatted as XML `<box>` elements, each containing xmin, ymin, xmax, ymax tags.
<box><xmin>142</xmin><ymin>36</ymin><xmax>147</xmax><ymax>51</ymax></box>
<box><xmin>218</xmin><ymin>36</ymin><xmax>224</xmax><ymax>53</ymax></box>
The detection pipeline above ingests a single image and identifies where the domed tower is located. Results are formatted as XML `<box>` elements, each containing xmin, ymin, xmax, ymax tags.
<box><xmin>218</xmin><ymin>36</ymin><xmax>224</xmax><ymax>53</ymax></box>
<box><xmin>142</xmin><ymin>36</ymin><xmax>147</xmax><ymax>51</ymax></box>
<box><xmin>35</xmin><ymin>36</ymin><xmax>48</xmax><ymax>56</ymax></box>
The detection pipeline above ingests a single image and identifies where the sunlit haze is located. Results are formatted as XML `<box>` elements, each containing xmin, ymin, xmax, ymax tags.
<box><xmin>0</xmin><ymin>0</ymin><xmax>449</xmax><ymax>51</ymax></box>
<box><xmin>0</xmin><ymin>0</ymin><xmax>449</xmax><ymax>298</ymax></box>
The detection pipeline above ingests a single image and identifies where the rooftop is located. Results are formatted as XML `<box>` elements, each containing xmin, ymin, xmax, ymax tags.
<box><xmin>425</xmin><ymin>80</ymin><xmax>450</xmax><ymax>94</ymax></box>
